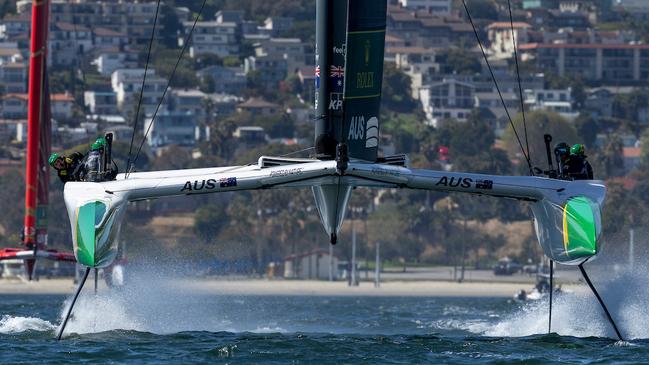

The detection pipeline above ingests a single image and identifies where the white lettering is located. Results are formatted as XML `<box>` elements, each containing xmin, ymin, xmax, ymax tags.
<box><xmin>329</xmin><ymin>99</ymin><xmax>343</xmax><ymax>110</ymax></box>
<box><xmin>348</xmin><ymin>116</ymin><xmax>365</xmax><ymax>140</ymax></box>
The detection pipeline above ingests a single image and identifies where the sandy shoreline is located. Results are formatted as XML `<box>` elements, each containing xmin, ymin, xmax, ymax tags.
<box><xmin>0</xmin><ymin>277</ymin><xmax>582</xmax><ymax>297</ymax></box>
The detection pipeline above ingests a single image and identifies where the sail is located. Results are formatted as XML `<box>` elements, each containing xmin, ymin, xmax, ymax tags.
<box><xmin>314</xmin><ymin>0</ymin><xmax>387</xmax><ymax>161</ymax></box>
<box><xmin>36</xmin><ymin>73</ymin><xmax>52</xmax><ymax>249</ymax></box>
<box><xmin>341</xmin><ymin>0</ymin><xmax>387</xmax><ymax>161</ymax></box>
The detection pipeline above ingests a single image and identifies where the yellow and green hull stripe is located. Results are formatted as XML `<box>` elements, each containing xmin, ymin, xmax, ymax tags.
<box><xmin>562</xmin><ymin>196</ymin><xmax>598</xmax><ymax>259</ymax></box>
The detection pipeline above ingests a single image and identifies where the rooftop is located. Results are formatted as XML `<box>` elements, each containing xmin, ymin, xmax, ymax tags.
<box><xmin>238</xmin><ymin>98</ymin><xmax>280</xmax><ymax>109</ymax></box>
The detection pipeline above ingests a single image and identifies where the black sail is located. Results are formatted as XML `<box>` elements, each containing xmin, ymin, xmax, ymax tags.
<box><xmin>314</xmin><ymin>0</ymin><xmax>387</xmax><ymax>161</ymax></box>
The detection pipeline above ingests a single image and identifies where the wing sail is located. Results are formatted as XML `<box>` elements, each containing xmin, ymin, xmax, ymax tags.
<box><xmin>341</xmin><ymin>0</ymin><xmax>387</xmax><ymax>161</ymax></box>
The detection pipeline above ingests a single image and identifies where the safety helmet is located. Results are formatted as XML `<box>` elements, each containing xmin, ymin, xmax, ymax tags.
<box><xmin>570</xmin><ymin>143</ymin><xmax>585</xmax><ymax>156</ymax></box>
<box><xmin>48</xmin><ymin>153</ymin><xmax>61</xmax><ymax>166</ymax></box>
<box><xmin>91</xmin><ymin>137</ymin><xmax>106</xmax><ymax>151</ymax></box>
<box><xmin>554</xmin><ymin>142</ymin><xmax>570</xmax><ymax>155</ymax></box>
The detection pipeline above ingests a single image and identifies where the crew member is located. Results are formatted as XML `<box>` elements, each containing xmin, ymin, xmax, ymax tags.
<box><xmin>553</xmin><ymin>142</ymin><xmax>571</xmax><ymax>180</ymax></box>
<box><xmin>48</xmin><ymin>151</ymin><xmax>84</xmax><ymax>183</ymax></box>
<box><xmin>566</xmin><ymin>144</ymin><xmax>594</xmax><ymax>180</ymax></box>
<box><xmin>81</xmin><ymin>137</ymin><xmax>106</xmax><ymax>182</ymax></box>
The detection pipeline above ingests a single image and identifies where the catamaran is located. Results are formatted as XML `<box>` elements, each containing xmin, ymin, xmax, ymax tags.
<box><xmin>3</xmin><ymin>0</ymin><xmax>622</xmax><ymax>341</ymax></box>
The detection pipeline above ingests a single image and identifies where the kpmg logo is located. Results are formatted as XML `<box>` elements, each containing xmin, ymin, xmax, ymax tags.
<box><xmin>347</xmin><ymin>116</ymin><xmax>378</xmax><ymax>148</ymax></box>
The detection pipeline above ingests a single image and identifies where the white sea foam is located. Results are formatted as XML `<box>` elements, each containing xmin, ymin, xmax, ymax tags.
<box><xmin>478</xmin><ymin>263</ymin><xmax>649</xmax><ymax>340</ymax></box>
<box><xmin>58</xmin><ymin>264</ymin><xmax>290</xmax><ymax>337</ymax></box>
<box><xmin>0</xmin><ymin>315</ymin><xmax>55</xmax><ymax>333</ymax></box>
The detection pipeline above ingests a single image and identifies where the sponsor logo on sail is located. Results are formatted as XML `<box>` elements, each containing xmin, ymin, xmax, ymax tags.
<box><xmin>348</xmin><ymin>116</ymin><xmax>379</xmax><ymax>148</ymax></box>
<box><xmin>329</xmin><ymin>92</ymin><xmax>343</xmax><ymax>110</ymax></box>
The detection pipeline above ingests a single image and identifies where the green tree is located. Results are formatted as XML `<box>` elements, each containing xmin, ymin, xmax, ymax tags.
<box><xmin>194</xmin><ymin>203</ymin><xmax>228</xmax><ymax>243</ymax></box>
<box><xmin>151</xmin><ymin>145</ymin><xmax>194</xmax><ymax>170</ymax></box>
<box><xmin>252</xmin><ymin>114</ymin><xmax>295</xmax><ymax>139</ymax></box>
<box><xmin>0</xmin><ymin>0</ymin><xmax>16</xmax><ymax>18</ymax></box>
<box><xmin>613</xmin><ymin>89</ymin><xmax>649</xmax><ymax>136</ymax></box>
<box><xmin>597</xmin><ymin>134</ymin><xmax>624</xmax><ymax>178</ymax></box>
<box><xmin>503</xmin><ymin>110</ymin><xmax>578</xmax><ymax>169</ymax></box>
<box><xmin>437</xmin><ymin>48</ymin><xmax>481</xmax><ymax>75</ymax></box>
<box><xmin>463</xmin><ymin>0</ymin><xmax>498</xmax><ymax>20</ymax></box>
<box><xmin>0</xmin><ymin>169</ymin><xmax>25</xmax><ymax>245</ymax></box>
<box><xmin>160</xmin><ymin>4</ymin><xmax>183</xmax><ymax>48</ymax></box>
<box><xmin>381</xmin><ymin>112</ymin><xmax>425</xmax><ymax>154</ymax></box>
<box><xmin>382</xmin><ymin>63</ymin><xmax>418</xmax><ymax>113</ymax></box>
<box><xmin>574</xmin><ymin>113</ymin><xmax>599</xmax><ymax>148</ymax></box>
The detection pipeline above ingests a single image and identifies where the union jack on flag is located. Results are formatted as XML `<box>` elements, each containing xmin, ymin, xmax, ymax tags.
<box><xmin>315</xmin><ymin>65</ymin><xmax>320</xmax><ymax>88</ymax></box>
<box><xmin>330</xmin><ymin>65</ymin><xmax>344</xmax><ymax>78</ymax></box>
<box><xmin>315</xmin><ymin>66</ymin><xmax>320</xmax><ymax>77</ymax></box>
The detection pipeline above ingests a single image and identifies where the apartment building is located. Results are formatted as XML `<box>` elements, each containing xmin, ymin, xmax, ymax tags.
<box><xmin>397</xmin><ymin>0</ymin><xmax>451</xmax><ymax>15</ymax></box>
<box><xmin>520</xmin><ymin>43</ymin><xmax>649</xmax><ymax>83</ymax></box>
<box><xmin>84</xmin><ymin>91</ymin><xmax>119</xmax><ymax>115</ymax></box>
<box><xmin>111</xmin><ymin>69</ymin><xmax>167</xmax><ymax>115</ymax></box>
<box><xmin>184</xmin><ymin>21</ymin><xmax>239</xmax><ymax>58</ymax></box>
<box><xmin>419</xmin><ymin>77</ymin><xmax>476</xmax><ymax>126</ymax></box>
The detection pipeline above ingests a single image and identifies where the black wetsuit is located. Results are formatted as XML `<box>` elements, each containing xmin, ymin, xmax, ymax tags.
<box><xmin>55</xmin><ymin>152</ymin><xmax>84</xmax><ymax>183</ymax></box>
<box><xmin>565</xmin><ymin>155</ymin><xmax>594</xmax><ymax>180</ymax></box>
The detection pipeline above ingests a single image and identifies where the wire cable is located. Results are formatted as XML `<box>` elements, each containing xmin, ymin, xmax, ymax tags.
<box><xmin>128</xmin><ymin>0</ymin><xmax>208</xmax><ymax>177</ymax></box>
<box><xmin>125</xmin><ymin>0</ymin><xmax>162</xmax><ymax>177</ymax></box>
<box><xmin>460</xmin><ymin>0</ymin><xmax>533</xmax><ymax>175</ymax></box>
<box><xmin>507</xmin><ymin>0</ymin><xmax>532</xmax><ymax>174</ymax></box>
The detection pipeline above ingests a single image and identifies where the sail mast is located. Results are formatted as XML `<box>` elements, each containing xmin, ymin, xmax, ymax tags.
<box><xmin>24</xmin><ymin>0</ymin><xmax>50</xmax><ymax>252</ymax></box>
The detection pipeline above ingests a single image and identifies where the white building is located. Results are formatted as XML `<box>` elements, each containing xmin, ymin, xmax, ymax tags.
<box><xmin>486</xmin><ymin>22</ymin><xmax>531</xmax><ymax>60</ymax></box>
<box><xmin>184</xmin><ymin>21</ymin><xmax>239</xmax><ymax>58</ymax></box>
<box><xmin>144</xmin><ymin>111</ymin><xmax>197</xmax><ymax>148</ymax></box>
<box><xmin>111</xmin><ymin>69</ymin><xmax>167</xmax><ymax>115</ymax></box>
<box><xmin>397</xmin><ymin>0</ymin><xmax>451</xmax><ymax>15</ymax></box>
<box><xmin>92</xmin><ymin>27</ymin><xmax>127</xmax><ymax>49</ymax></box>
<box><xmin>392</xmin><ymin>47</ymin><xmax>438</xmax><ymax>99</ymax></box>
<box><xmin>84</xmin><ymin>91</ymin><xmax>119</xmax><ymax>115</ymax></box>
<box><xmin>49</xmin><ymin>22</ymin><xmax>93</xmax><ymax>66</ymax></box>
<box><xmin>420</xmin><ymin>78</ymin><xmax>476</xmax><ymax>126</ymax></box>
<box><xmin>254</xmin><ymin>37</ymin><xmax>309</xmax><ymax>72</ymax></box>
<box><xmin>283</xmin><ymin>249</ymin><xmax>339</xmax><ymax>280</ymax></box>
<box><xmin>51</xmin><ymin>93</ymin><xmax>75</xmax><ymax>120</ymax></box>
<box><xmin>524</xmin><ymin>88</ymin><xmax>578</xmax><ymax>120</ymax></box>
<box><xmin>168</xmin><ymin>89</ymin><xmax>207</xmax><ymax>120</ymax></box>
<box><xmin>0</xmin><ymin>42</ymin><xmax>23</xmax><ymax>64</ymax></box>
<box><xmin>0</xmin><ymin>119</ymin><xmax>26</xmax><ymax>143</ymax></box>
<box><xmin>92</xmin><ymin>50</ymin><xmax>138</xmax><ymax>77</ymax></box>
<box><xmin>0</xmin><ymin>93</ymin><xmax>28</xmax><ymax>119</ymax></box>
<box><xmin>0</xmin><ymin>62</ymin><xmax>27</xmax><ymax>93</ymax></box>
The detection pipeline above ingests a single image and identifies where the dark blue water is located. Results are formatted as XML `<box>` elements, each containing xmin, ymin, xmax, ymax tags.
<box><xmin>2</xmin><ymin>281</ymin><xmax>649</xmax><ymax>364</ymax></box>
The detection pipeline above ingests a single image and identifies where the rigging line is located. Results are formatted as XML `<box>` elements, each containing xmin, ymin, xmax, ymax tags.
<box><xmin>125</xmin><ymin>0</ymin><xmax>162</xmax><ymax>177</ymax></box>
<box><xmin>71</xmin><ymin>16</ymin><xmax>87</xmax><ymax>96</ymax></box>
<box><xmin>507</xmin><ymin>0</ymin><xmax>532</xmax><ymax>175</ymax></box>
<box><xmin>129</xmin><ymin>0</ymin><xmax>208</xmax><ymax>176</ymax></box>
<box><xmin>460</xmin><ymin>0</ymin><xmax>533</xmax><ymax>174</ymax></box>
<box><xmin>549</xmin><ymin>259</ymin><xmax>553</xmax><ymax>334</ymax></box>
<box><xmin>278</xmin><ymin>146</ymin><xmax>315</xmax><ymax>158</ymax></box>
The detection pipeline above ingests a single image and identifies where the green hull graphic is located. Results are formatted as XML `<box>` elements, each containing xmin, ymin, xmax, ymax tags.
<box><xmin>74</xmin><ymin>199</ymin><xmax>121</xmax><ymax>268</ymax></box>
<box><xmin>75</xmin><ymin>201</ymin><xmax>106</xmax><ymax>267</ymax></box>
<box><xmin>563</xmin><ymin>196</ymin><xmax>598</xmax><ymax>259</ymax></box>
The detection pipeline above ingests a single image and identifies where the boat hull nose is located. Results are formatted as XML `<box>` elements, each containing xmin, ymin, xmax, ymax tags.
<box><xmin>312</xmin><ymin>184</ymin><xmax>352</xmax><ymax>243</ymax></box>
<box><xmin>64</xmin><ymin>182</ymin><xmax>127</xmax><ymax>268</ymax></box>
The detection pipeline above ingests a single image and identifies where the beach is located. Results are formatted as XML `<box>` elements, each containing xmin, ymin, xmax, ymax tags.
<box><xmin>0</xmin><ymin>277</ymin><xmax>583</xmax><ymax>297</ymax></box>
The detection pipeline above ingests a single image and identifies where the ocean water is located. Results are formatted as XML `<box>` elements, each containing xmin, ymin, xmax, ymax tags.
<box><xmin>2</xmin><ymin>267</ymin><xmax>649</xmax><ymax>364</ymax></box>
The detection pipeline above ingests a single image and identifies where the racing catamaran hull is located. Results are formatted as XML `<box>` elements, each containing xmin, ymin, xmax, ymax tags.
<box><xmin>63</xmin><ymin>159</ymin><xmax>605</xmax><ymax>268</ymax></box>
